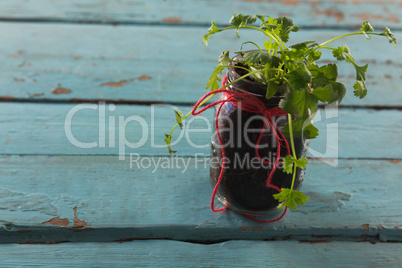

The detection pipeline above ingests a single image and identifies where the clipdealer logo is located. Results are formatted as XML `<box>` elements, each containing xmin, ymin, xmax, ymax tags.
<box><xmin>64</xmin><ymin>102</ymin><xmax>339</xmax><ymax>168</ymax></box>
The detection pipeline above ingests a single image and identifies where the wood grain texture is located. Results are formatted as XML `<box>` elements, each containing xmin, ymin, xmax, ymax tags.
<box><xmin>1</xmin><ymin>240</ymin><xmax>402</xmax><ymax>267</ymax></box>
<box><xmin>0</xmin><ymin>103</ymin><xmax>400</xmax><ymax>158</ymax></box>
<box><xmin>0</xmin><ymin>156</ymin><xmax>401</xmax><ymax>243</ymax></box>
<box><xmin>0</xmin><ymin>0</ymin><xmax>401</xmax><ymax>28</ymax></box>
<box><xmin>0</xmin><ymin>22</ymin><xmax>400</xmax><ymax>105</ymax></box>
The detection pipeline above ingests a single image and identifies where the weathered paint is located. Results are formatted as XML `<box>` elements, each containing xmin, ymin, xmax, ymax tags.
<box><xmin>0</xmin><ymin>103</ymin><xmax>400</xmax><ymax>158</ymax></box>
<box><xmin>0</xmin><ymin>156</ymin><xmax>401</xmax><ymax>243</ymax></box>
<box><xmin>0</xmin><ymin>1</ymin><xmax>401</xmax><ymax>264</ymax></box>
<box><xmin>0</xmin><ymin>0</ymin><xmax>400</xmax><ymax>28</ymax></box>
<box><xmin>0</xmin><ymin>240</ymin><xmax>402</xmax><ymax>266</ymax></box>
<box><xmin>0</xmin><ymin>23</ymin><xmax>400</xmax><ymax>105</ymax></box>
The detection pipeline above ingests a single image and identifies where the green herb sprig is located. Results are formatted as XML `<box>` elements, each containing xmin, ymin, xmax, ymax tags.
<box><xmin>165</xmin><ymin>14</ymin><xmax>396</xmax><ymax>210</ymax></box>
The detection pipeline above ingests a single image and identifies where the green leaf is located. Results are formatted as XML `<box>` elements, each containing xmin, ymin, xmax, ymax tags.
<box><xmin>230</xmin><ymin>13</ymin><xmax>258</xmax><ymax>26</ymax></box>
<box><xmin>312</xmin><ymin>81</ymin><xmax>345</xmax><ymax>104</ymax></box>
<box><xmin>275</xmin><ymin>16</ymin><xmax>300</xmax><ymax>42</ymax></box>
<box><xmin>360</xmin><ymin>21</ymin><xmax>374</xmax><ymax>32</ymax></box>
<box><xmin>286</xmin><ymin>62</ymin><xmax>312</xmax><ymax>90</ymax></box>
<box><xmin>312</xmin><ymin>85</ymin><xmax>336</xmax><ymax>102</ymax></box>
<box><xmin>353</xmin><ymin>80</ymin><xmax>367</xmax><ymax>99</ymax></box>
<box><xmin>243</xmin><ymin>51</ymin><xmax>272</xmax><ymax>65</ymax></box>
<box><xmin>218</xmin><ymin>50</ymin><xmax>231</xmax><ymax>66</ymax></box>
<box><xmin>202</xmin><ymin>21</ymin><xmax>220</xmax><ymax>46</ymax></box>
<box><xmin>242</xmin><ymin>15</ymin><xmax>258</xmax><ymax>25</ymax></box>
<box><xmin>282</xmin><ymin>155</ymin><xmax>295</xmax><ymax>174</ymax></box>
<box><xmin>295</xmin><ymin>157</ymin><xmax>307</xmax><ymax>169</ymax></box>
<box><xmin>206</xmin><ymin>65</ymin><xmax>223</xmax><ymax>91</ymax></box>
<box><xmin>332</xmin><ymin>45</ymin><xmax>350</xmax><ymax>61</ymax></box>
<box><xmin>354</xmin><ymin>63</ymin><xmax>368</xmax><ymax>82</ymax></box>
<box><xmin>260</xmin><ymin>17</ymin><xmax>279</xmax><ymax>32</ymax></box>
<box><xmin>265</xmin><ymin>82</ymin><xmax>279</xmax><ymax>100</ymax></box>
<box><xmin>331</xmin><ymin>81</ymin><xmax>347</xmax><ymax>103</ymax></box>
<box><xmin>360</xmin><ymin>21</ymin><xmax>374</xmax><ymax>39</ymax></box>
<box><xmin>331</xmin><ymin>46</ymin><xmax>369</xmax><ymax>100</ymax></box>
<box><xmin>349</xmin><ymin>62</ymin><xmax>368</xmax><ymax>99</ymax></box>
<box><xmin>308</xmin><ymin>50</ymin><xmax>322</xmax><ymax>62</ymax></box>
<box><xmin>286</xmin><ymin>42</ymin><xmax>312</xmax><ymax>62</ymax></box>
<box><xmin>164</xmin><ymin>133</ymin><xmax>177</xmax><ymax>154</ymax></box>
<box><xmin>282</xmin><ymin>117</ymin><xmax>319</xmax><ymax>139</ymax></box>
<box><xmin>289</xmin><ymin>41</ymin><xmax>316</xmax><ymax>50</ymax></box>
<box><xmin>380</xmin><ymin>27</ymin><xmax>397</xmax><ymax>47</ymax></box>
<box><xmin>309</xmin><ymin>63</ymin><xmax>346</xmax><ymax>104</ymax></box>
<box><xmin>281</xmin><ymin>155</ymin><xmax>307</xmax><ymax>174</ymax></box>
<box><xmin>229</xmin><ymin>13</ymin><xmax>244</xmax><ymax>27</ymax></box>
<box><xmin>174</xmin><ymin>110</ymin><xmax>184</xmax><ymax>130</ymax></box>
<box><xmin>279</xmin><ymin>86</ymin><xmax>319</xmax><ymax>139</ymax></box>
<box><xmin>279</xmin><ymin>88</ymin><xmax>318</xmax><ymax>116</ymax></box>
<box><xmin>273</xmin><ymin>188</ymin><xmax>309</xmax><ymax>210</ymax></box>
<box><xmin>229</xmin><ymin>14</ymin><xmax>259</xmax><ymax>37</ymax></box>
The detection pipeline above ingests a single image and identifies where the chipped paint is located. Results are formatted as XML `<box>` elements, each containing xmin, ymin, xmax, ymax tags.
<box><xmin>100</xmin><ymin>76</ymin><xmax>149</xmax><ymax>87</ymax></box>
<box><xmin>52</xmin><ymin>85</ymin><xmax>71</xmax><ymax>95</ymax></box>
<box><xmin>100</xmin><ymin>80</ymin><xmax>129</xmax><ymax>87</ymax></box>
<box><xmin>282</xmin><ymin>0</ymin><xmax>300</xmax><ymax>6</ymax></box>
<box><xmin>356</xmin><ymin>13</ymin><xmax>383</xmax><ymax>21</ymax></box>
<box><xmin>30</xmin><ymin>93</ymin><xmax>44</xmax><ymax>98</ymax></box>
<box><xmin>0</xmin><ymin>96</ymin><xmax>15</xmax><ymax>100</ymax></box>
<box><xmin>73</xmin><ymin>207</ymin><xmax>87</xmax><ymax>229</ymax></box>
<box><xmin>383</xmin><ymin>6</ymin><xmax>400</xmax><ymax>23</ymax></box>
<box><xmin>362</xmin><ymin>224</ymin><xmax>369</xmax><ymax>231</ymax></box>
<box><xmin>13</xmin><ymin>78</ymin><xmax>24</xmax><ymax>82</ymax></box>
<box><xmin>43</xmin><ymin>217</ymin><xmax>70</xmax><ymax>227</ymax></box>
<box><xmin>311</xmin><ymin>0</ymin><xmax>344</xmax><ymax>21</ymax></box>
<box><xmin>137</xmin><ymin>75</ymin><xmax>151</xmax><ymax>81</ymax></box>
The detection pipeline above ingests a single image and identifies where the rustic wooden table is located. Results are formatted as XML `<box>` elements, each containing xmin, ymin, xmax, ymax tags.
<box><xmin>0</xmin><ymin>0</ymin><xmax>401</xmax><ymax>266</ymax></box>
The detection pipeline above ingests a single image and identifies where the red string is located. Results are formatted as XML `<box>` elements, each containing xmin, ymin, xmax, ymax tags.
<box><xmin>192</xmin><ymin>75</ymin><xmax>291</xmax><ymax>223</ymax></box>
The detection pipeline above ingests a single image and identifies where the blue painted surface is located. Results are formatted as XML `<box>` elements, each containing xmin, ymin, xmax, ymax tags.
<box><xmin>0</xmin><ymin>23</ymin><xmax>400</xmax><ymax>105</ymax></box>
<box><xmin>0</xmin><ymin>0</ymin><xmax>401</xmax><ymax>28</ymax></box>
<box><xmin>0</xmin><ymin>103</ymin><xmax>400</xmax><ymax>158</ymax></box>
<box><xmin>1</xmin><ymin>240</ymin><xmax>402</xmax><ymax>267</ymax></box>
<box><xmin>0</xmin><ymin>0</ymin><xmax>401</xmax><ymax>266</ymax></box>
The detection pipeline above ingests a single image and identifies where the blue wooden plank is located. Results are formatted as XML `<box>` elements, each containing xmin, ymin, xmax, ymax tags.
<box><xmin>0</xmin><ymin>22</ymin><xmax>400</xmax><ymax>105</ymax></box>
<box><xmin>0</xmin><ymin>240</ymin><xmax>401</xmax><ymax>267</ymax></box>
<box><xmin>0</xmin><ymin>103</ymin><xmax>400</xmax><ymax>158</ymax></box>
<box><xmin>0</xmin><ymin>156</ymin><xmax>401</xmax><ymax>243</ymax></box>
<box><xmin>0</xmin><ymin>0</ymin><xmax>400</xmax><ymax>28</ymax></box>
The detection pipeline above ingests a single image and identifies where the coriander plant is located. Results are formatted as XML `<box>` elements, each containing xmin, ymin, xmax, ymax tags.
<box><xmin>165</xmin><ymin>14</ymin><xmax>396</xmax><ymax>210</ymax></box>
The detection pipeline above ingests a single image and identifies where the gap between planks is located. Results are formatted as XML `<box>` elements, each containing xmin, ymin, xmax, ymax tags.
<box><xmin>0</xmin><ymin>98</ymin><xmax>400</xmax><ymax>111</ymax></box>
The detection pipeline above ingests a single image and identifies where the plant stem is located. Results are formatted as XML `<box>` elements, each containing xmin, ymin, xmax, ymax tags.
<box><xmin>302</xmin><ymin>31</ymin><xmax>367</xmax><ymax>60</ymax></box>
<box><xmin>287</xmin><ymin>113</ymin><xmax>297</xmax><ymax>191</ymax></box>
<box><xmin>317</xmin><ymin>32</ymin><xmax>364</xmax><ymax>48</ymax></box>
<box><xmin>241</xmin><ymin>25</ymin><xmax>286</xmax><ymax>53</ymax></box>
<box><xmin>167</xmin><ymin>68</ymin><xmax>269</xmax><ymax>144</ymax></box>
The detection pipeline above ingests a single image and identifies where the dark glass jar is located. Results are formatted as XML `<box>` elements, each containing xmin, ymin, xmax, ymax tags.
<box><xmin>210</xmin><ymin>59</ymin><xmax>310</xmax><ymax>216</ymax></box>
